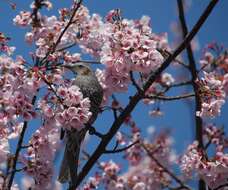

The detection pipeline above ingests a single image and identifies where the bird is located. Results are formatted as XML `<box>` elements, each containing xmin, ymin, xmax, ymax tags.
<box><xmin>58</xmin><ymin>62</ymin><xmax>103</xmax><ymax>188</ymax></box>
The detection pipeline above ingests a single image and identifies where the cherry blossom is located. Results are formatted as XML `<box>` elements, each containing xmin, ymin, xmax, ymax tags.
<box><xmin>22</xmin><ymin>125</ymin><xmax>60</xmax><ymax>190</ymax></box>
<box><xmin>0</xmin><ymin>1</ymin><xmax>227</xmax><ymax>190</ymax></box>
<box><xmin>0</xmin><ymin>138</ymin><xmax>9</xmax><ymax>164</ymax></box>
<box><xmin>196</xmin><ymin>71</ymin><xmax>226</xmax><ymax>118</ymax></box>
<box><xmin>180</xmin><ymin>138</ymin><xmax>228</xmax><ymax>189</ymax></box>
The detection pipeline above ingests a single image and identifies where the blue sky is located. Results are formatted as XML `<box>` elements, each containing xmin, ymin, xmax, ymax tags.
<box><xmin>0</xmin><ymin>0</ymin><xmax>227</xmax><ymax>189</ymax></box>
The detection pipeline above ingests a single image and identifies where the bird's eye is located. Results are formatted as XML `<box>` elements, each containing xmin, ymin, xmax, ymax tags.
<box><xmin>78</xmin><ymin>65</ymin><xmax>83</xmax><ymax>68</ymax></box>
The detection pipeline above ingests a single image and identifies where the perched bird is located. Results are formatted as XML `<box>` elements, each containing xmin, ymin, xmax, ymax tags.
<box><xmin>58</xmin><ymin>62</ymin><xmax>103</xmax><ymax>187</ymax></box>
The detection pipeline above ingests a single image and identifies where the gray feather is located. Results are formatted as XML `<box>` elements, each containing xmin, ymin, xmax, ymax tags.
<box><xmin>58</xmin><ymin>67</ymin><xmax>103</xmax><ymax>185</ymax></box>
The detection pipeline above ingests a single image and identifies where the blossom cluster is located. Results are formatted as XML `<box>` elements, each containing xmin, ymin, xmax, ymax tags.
<box><xmin>39</xmin><ymin>84</ymin><xmax>92</xmax><ymax>131</ymax></box>
<box><xmin>197</xmin><ymin>44</ymin><xmax>228</xmax><ymax>118</ymax></box>
<box><xmin>180</xmin><ymin>124</ymin><xmax>228</xmax><ymax>189</ymax></box>
<box><xmin>14</xmin><ymin>1</ymin><xmax>87</xmax><ymax>64</ymax></box>
<box><xmin>180</xmin><ymin>142</ymin><xmax>228</xmax><ymax>190</ymax></box>
<box><xmin>22</xmin><ymin>126</ymin><xmax>60</xmax><ymax>190</ymax></box>
<box><xmin>0</xmin><ymin>55</ymin><xmax>40</xmax><ymax>167</ymax></box>
<box><xmin>143</xmin><ymin>72</ymin><xmax>175</xmax><ymax>106</ymax></box>
<box><xmin>203</xmin><ymin>123</ymin><xmax>228</xmax><ymax>147</ymax></box>
<box><xmin>82</xmin><ymin>128</ymin><xmax>175</xmax><ymax>190</ymax></box>
<box><xmin>119</xmin><ymin>131</ymin><xmax>174</xmax><ymax>190</ymax></box>
<box><xmin>0</xmin><ymin>29</ymin><xmax>91</xmax><ymax>190</ymax></box>
<box><xmin>94</xmin><ymin>12</ymin><xmax>167</xmax><ymax>103</ymax></box>
<box><xmin>196</xmin><ymin>71</ymin><xmax>226</xmax><ymax>117</ymax></box>
<box><xmin>0</xmin><ymin>32</ymin><xmax>15</xmax><ymax>55</ymax></box>
<box><xmin>13</xmin><ymin>4</ymin><xmax>168</xmax><ymax>103</ymax></box>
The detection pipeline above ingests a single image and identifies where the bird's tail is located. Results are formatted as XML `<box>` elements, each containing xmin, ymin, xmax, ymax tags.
<box><xmin>58</xmin><ymin>130</ymin><xmax>81</xmax><ymax>185</ymax></box>
<box><xmin>58</xmin><ymin>143</ymin><xmax>71</xmax><ymax>183</ymax></box>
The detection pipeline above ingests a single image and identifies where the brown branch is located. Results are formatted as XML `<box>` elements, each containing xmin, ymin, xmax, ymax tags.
<box><xmin>87</xmin><ymin>125</ymin><xmax>106</xmax><ymax>139</ymax></box>
<box><xmin>168</xmin><ymin>186</ymin><xmax>191</xmax><ymax>190</ymax></box>
<box><xmin>40</xmin><ymin>73</ymin><xmax>65</xmax><ymax>105</ymax></box>
<box><xmin>74</xmin><ymin>1</ymin><xmax>219</xmax><ymax>188</ymax></box>
<box><xmin>31</xmin><ymin>0</ymin><xmax>42</xmax><ymax>27</ymax></box>
<box><xmin>170</xmin><ymin>80</ymin><xmax>192</xmax><ymax>87</ymax></box>
<box><xmin>142</xmin><ymin>143</ymin><xmax>191</xmax><ymax>190</ymax></box>
<box><xmin>51</xmin><ymin>0</ymin><xmax>82</xmax><ymax>53</ymax></box>
<box><xmin>130</xmin><ymin>71</ymin><xmax>143</xmax><ymax>92</ymax></box>
<box><xmin>56</xmin><ymin>43</ymin><xmax>77</xmax><ymax>52</ymax></box>
<box><xmin>104</xmin><ymin>140</ymin><xmax>139</xmax><ymax>154</ymax></box>
<box><xmin>155</xmin><ymin>80</ymin><xmax>192</xmax><ymax>96</ymax></box>
<box><xmin>214</xmin><ymin>183</ymin><xmax>228</xmax><ymax>190</ymax></box>
<box><xmin>81</xmin><ymin>150</ymin><xmax>103</xmax><ymax>169</ymax></box>
<box><xmin>177</xmin><ymin>0</ymin><xmax>204</xmax><ymax>146</ymax></box>
<box><xmin>21</xmin><ymin>145</ymin><xmax>32</xmax><ymax>149</ymax></box>
<box><xmin>157</xmin><ymin>48</ymin><xmax>189</xmax><ymax>69</ymax></box>
<box><xmin>177</xmin><ymin>1</ymin><xmax>213</xmax><ymax>189</ymax></box>
<box><xmin>71</xmin><ymin>60</ymin><xmax>101</xmax><ymax>64</ymax></box>
<box><xmin>7</xmin><ymin>94</ymin><xmax>38</xmax><ymax>189</ymax></box>
<box><xmin>144</xmin><ymin>93</ymin><xmax>195</xmax><ymax>101</ymax></box>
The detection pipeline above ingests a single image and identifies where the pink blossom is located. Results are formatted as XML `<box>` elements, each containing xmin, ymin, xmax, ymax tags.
<box><xmin>197</xmin><ymin>72</ymin><xmax>226</xmax><ymax>118</ymax></box>
<box><xmin>180</xmin><ymin>141</ymin><xmax>202</xmax><ymax>177</ymax></box>
<box><xmin>22</xmin><ymin>126</ymin><xmax>60</xmax><ymax>190</ymax></box>
<box><xmin>149</xmin><ymin>109</ymin><xmax>164</xmax><ymax>117</ymax></box>
<box><xmin>0</xmin><ymin>138</ymin><xmax>9</xmax><ymax>164</ymax></box>
<box><xmin>161</xmin><ymin>73</ymin><xmax>175</xmax><ymax>86</ymax></box>
<box><xmin>203</xmin><ymin>124</ymin><xmax>225</xmax><ymax>145</ymax></box>
<box><xmin>180</xmin><ymin>141</ymin><xmax>228</xmax><ymax>189</ymax></box>
<box><xmin>13</xmin><ymin>11</ymin><xmax>32</xmax><ymax>26</ymax></box>
<box><xmin>222</xmin><ymin>73</ymin><xmax>228</xmax><ymax>95</ymax></box>
<box><xmin>116</xmin><ymin>132</ymin><xmax>126</xmax><ymax>146</ymax></box>
<box><xmin>40</xmin><ymin>85</ymin><xmax>92</xmax><ymax>130</ymax></box>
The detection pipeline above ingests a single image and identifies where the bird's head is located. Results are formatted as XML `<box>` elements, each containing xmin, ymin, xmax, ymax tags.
<box><xmin>64</xmin><ymin>62</ymin><xmax>92</xmax><ymax>76</ymax></box>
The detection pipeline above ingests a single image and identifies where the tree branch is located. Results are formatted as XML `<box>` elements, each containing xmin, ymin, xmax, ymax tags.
<box><xmin>87</xmin><ymin>125</ymin><xmax>106</xmax><ymax>139</ymax></box>
<box><xmin>130</xmin><ymin>71</ymin><xmax>143</xmax><ymax>92</ymax></box>
<box><xmin>170</xmin><ymin>80</ymin><xmax>192</xmax><ymax>87</ymax></box>
<box><xmin>157</xmin><ymin>48</ymin><xmax>189</xmax><ymax>69</ymax></box>
<box><xmin>177</xmin><ymin>0</ymin><xmax>204</xmax><ymax>147</ymax></box>
<box><xmin>40</xmin><ymin>0</ymin><xmax>83</xmax><ymax>65</ymax></box>
<box><xmin>214</xmin><ymin>183</ymin><xmax>228</xmax><ymax>190</ymax></box>
<box><xmin>144</xmin><ymin>93</ymin><xmax>195</xmax><ymax>101</ymax></box>
<box><xmin>104</xmin><ymin>140</ymin><xmax>139</xmax><ymax>154</ymax></box>
<box><xmin>142</xmin><ymin>143</ymin><xmax>191</xmax><ymax>190</ymax></box>
<box><xmin>177</xmin><ymin>1</ymin><xmax>213</xmax><ymax>189</ymax></box>
<box><xmin>7</xmin><ymin>94</ymin><xmax>38</xmax><ymax>189</ymax></box>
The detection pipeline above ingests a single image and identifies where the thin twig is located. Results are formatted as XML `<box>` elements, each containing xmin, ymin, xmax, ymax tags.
<box><xmin>81</xmin><ymin>150</ymin><xmax>103</xmax><ymax>168</ymax></box>
<box><xmin>31</xmin><ymin>0</ymin><xmax>42</xmax><ymax>27</ymax></box>
<box><xmin>170</xmin><ymin>80</ymin><xmax>192</xmax><ymax>87</ymax></box>
<box><xmin>7</xmin><ymin>94</ymin><xmax>38</xmax><ymax>189</ymax></box>
<box><xmin>40</xmin><ymin>0</ymin><xmax>83</xmax><ymax>65</ymax></box>
<box><xmin>87</xmin><ymin>125</ymin><xmax>106</xmax><ymax>139</ymax></box>
<box><xmin>21</xmin><ymin>145</ymin><xmax>32</xmax><ymax>149</ymax></box>
<box><xmin>130</xmin><ymin>71</ymin><xmax>143</xmax><ymax>92</ymax></box>
<box><xmin>144</xmin><ymin>93</ymin><xmax>195</xmax><ymax>101</ymax></box>
<box><xmin>56</xmin><ymin>43</ymin><xmax>77</xmax><ymax>52</ymax></box>
<box><xmin>71</xmin><ymin>60</ymin><xmax>101</xmax><ymax>64</ymax></box>
<box><xmin>177</xmin><ymin>0</ymin><xmax>204</xmax><ymax>147</ymax></box>
<box><xmin>142</xmin><ymin>143</ymin><xmax>191</xmax><ymax>190</ymax></box>
<box><xmin>104</xmin><ymin>140</ymin><xmax>139</xmax><ymax>154</ymax></box>
<box><xmin>40</xmin><ymin>73</ymin><xmax>65</xmax><ymax>105</ymax></box>
<box><xmin>214</xmin><ymin>183</ymin><xmax>228</xmax><ymax>190</ymax></box>
<box><xmin>157</xmin><ymin>48</ymin><xmax>189</xmax><ymax>69</ymax></box>
<box><xmin>177</xmin><ymin>1</ymin><xmax>209</xmax><ymax>189</ymax></box>
<box><xmin>112</xmin><ymin>141</ymin><xmax>119</xmax><ymax>151</ymax></box>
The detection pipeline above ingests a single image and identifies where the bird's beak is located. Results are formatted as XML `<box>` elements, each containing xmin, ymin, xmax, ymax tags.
<box><xmin>62</xmin><ymin>65</ymin><xmax>76</xmax><ymax>72</ymax></box>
